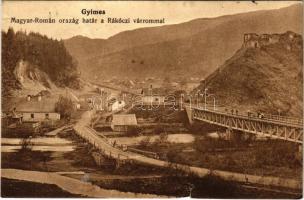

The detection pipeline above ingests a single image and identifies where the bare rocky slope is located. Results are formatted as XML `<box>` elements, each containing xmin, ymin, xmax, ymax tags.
<box><xmin>64</xmin><ymin>4</ymin><xmax>302</xmax><ymax>80</ymax></box>
<box><xmin>2</xmin><ymin>29</ymin><xmax>80</xmax><ymax>97</ymax></box>
<box><xmin>195</xmin><ymin>31</ymin><xmax>303</xmax><ymax>117</ymax></box>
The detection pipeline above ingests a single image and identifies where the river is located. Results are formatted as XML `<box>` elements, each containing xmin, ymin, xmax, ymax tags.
<box><xmin>1</xmin><ymin>137</ymin><xmax>75</xmax><ymax>153</ymax></box>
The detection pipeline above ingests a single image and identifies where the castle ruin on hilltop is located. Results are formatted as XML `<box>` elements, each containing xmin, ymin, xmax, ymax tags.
<box><xmin>203</xmin><ymin>31</ymin><xmax>302</xmax><ymax>86</ymax></box>
<box><xmin>243</xmin><ymin>31</ymin><xmax>300</xmax><ymax>50</ymax></box>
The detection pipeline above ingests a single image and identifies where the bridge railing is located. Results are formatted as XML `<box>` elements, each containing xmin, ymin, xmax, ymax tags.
<box><xmin>188</xmin><ymin>105</ymin><xmax>303</xmax><ymax>127</ymax></box>
<box><xmin>127</xmin><ymin>147</ymin><xmax>159</xmax><ymax>159</ymax></box>
<box><xmin>262</xmin><ymin>114</ymin><xmax>303</xmax><ymax>125</ymax></box>
<box><xmin>75</xmin><ymin>125</ymin><xmax>131</xmax><ymax>160</ymax></box>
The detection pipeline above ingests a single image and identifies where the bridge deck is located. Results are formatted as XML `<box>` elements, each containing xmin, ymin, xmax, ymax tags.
<box><xmin>185</xmin><ymin>105</ymin><xmax>303</xmax><ymax>144</ymax></box>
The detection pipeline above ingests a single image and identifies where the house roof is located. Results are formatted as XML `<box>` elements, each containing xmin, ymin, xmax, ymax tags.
<box><xmin>133</xmin><ymin>89</ymin><xmax>143</xmax><ymax>95</ymax></box>
<box><xmin>112</xmin><ymin>114</ymin><xmax>137</xmax><ymax>126</ymax></box>
<box><xmin>15</xmin><ymin>98</ymin><xmax>58</xmax><ymax>113</ymax></box>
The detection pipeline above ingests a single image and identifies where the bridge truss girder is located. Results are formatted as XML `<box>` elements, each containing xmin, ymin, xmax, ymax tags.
<box><xmin>192</xmin><ymin>109</ymin><xmax>303</xmax><ymax>144</ymax></box>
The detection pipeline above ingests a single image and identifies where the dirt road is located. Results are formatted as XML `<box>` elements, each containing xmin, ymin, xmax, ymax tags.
<box><xmin>1</xmin><ymin>168</ymin><xmax>165</xmax><ymax>198</ymax></box>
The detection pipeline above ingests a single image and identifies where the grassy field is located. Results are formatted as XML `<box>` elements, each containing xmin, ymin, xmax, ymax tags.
<box><xmin>92</xmin><ymin>174</ymin><xmax>301</xmax><ymax>198</ymax></box>
<box><xmin>133</xmin><ymin>136</ymin><xmax>302</xmax><ymax>180</ymax></box>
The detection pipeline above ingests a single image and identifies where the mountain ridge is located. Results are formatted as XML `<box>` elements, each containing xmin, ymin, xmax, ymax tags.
<box><xmin>64</xmin><ymin>4</ymin><xmax>302</xmax><ymax>80</ymax></box>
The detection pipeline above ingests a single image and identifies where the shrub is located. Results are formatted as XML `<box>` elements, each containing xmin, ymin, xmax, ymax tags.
<box><xmin>55</xmin><ymin>96</ymin><xmax>75</xmax><ymax>119</ymax></box>
<box><xmin>138</xmin><ymin>136</ymin><xmax>151</xmax><ymax>148</ymax></box>
<box><xmin>19</xmin><ymin>137</ymin><xmax>33</xmax><ymax>152</ymax></box>
<box><xmin>126</xmin><ymin>126</ymin><xmax>142</xmax><ymax>137</ymax></box>
<box><xmin>253</xmin><ymin>141</ymin><xmax>300</xmax><ymax>168</ymax></box>
<box><xmin>166</xmin><ymin>148</ymin><xmax>183</xmax><ymax>163</ymax></box>
<box><xmin>154</xmin><ymin>125</ymin><xmax>165</xmax><ymax>134</ymax></box>
<box><xmin>159</xmin><ymin>132</ymin><xmax>168</xmax><ymax>142</ymax></box>
<box><xmin>153</xmin><ymin>132</ymin><xmax>169</xmax><ymax>147</ymax></box>
<box><xmin>191</xmin><ymin>174</ymin><xmax>240</xmax><ymax>198</ymax></box>
<box><xmin>194</xmin><ymin>137</ymin><xmax>233</xmax><ymax>153</ymax></box>
<box><xmin>229</xmin><ymin>131</ymin><xmax>254</xmax><ymax>147</ymax></box>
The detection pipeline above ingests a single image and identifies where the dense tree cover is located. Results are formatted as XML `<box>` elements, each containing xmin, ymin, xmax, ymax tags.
<box><xmin>55</xmin><ymin>95</ymin><xmax>75</xmax><ymax>119</ymax></box>
<box><xmin>2</xmin><ymin>27</ymin><xmax>80</xmax><ymax>95</ymax></box>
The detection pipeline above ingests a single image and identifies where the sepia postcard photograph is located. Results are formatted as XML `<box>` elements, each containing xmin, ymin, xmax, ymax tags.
<box><xmin>1</xmin><ymin>0</ymin><xmax>303</xmax><ymax>198</ymax></box>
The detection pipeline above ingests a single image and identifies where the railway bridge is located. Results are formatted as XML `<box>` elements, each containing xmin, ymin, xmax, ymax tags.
<box><xmin>184</xmin><ymin>105</ymin><xmax>303</xmax><ymax>144</ymax></box>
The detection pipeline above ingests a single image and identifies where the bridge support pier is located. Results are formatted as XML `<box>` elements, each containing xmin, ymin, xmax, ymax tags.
<box><xmin>298</xmin><ymin>144</ymin><xmax>302</xmax><ymax>153</ymax></box>
<box><xmin>295</xmin><ymin>144</ymin><xmax>303</xmax><ymax>163</ymax></box>
<box><xmin>115</xmin><ymin>159</ymin><xmax>125</xmax><ymax>170</ymax></box>
<box><xmin>225</xmin><ymin>128</ymin><xmax>249</xmax><ymax>144</ymax></box>
<box><xmin>225</xmin><ymin>128</ymin><xmax>232</xmax><ymax>140</ymax></box>
<box><xmin>185</xmin><ymin>106</ymin><xmax>194</xmax><ymax>125</ymax></box>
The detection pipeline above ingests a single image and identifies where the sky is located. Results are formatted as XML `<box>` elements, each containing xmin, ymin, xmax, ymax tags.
<box><xmin>2</xmin><ymin>1</ymin><xmax>300</xmax><ymax>39</ymax></box>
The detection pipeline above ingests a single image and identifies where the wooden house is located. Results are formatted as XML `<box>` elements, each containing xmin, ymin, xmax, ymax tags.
<box><xmin>110</xmin><ymin>114</ymin><xmax>137</xmax><ymax>132</ymax></box>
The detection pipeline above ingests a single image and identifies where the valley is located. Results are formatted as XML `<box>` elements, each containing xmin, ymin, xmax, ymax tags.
<box><xmin>1</xmin><ymin>3</ymin><xmax>303</xmax><ymax>198</ymax></box>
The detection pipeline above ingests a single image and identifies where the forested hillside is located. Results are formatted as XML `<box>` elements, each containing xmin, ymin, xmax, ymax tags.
<box><xmin>2</xmin><ymin>28</ymin><xmax>80</xmax><ymax>96</ymax></box>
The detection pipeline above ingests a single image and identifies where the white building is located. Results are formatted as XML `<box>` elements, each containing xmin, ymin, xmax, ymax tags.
<box><xmin>140</xmin><ymin>87</ymin><xmax>166</xmax><ymax>105</ymax></box>
<box><xmin>108</xmin><ymin>100</ymin><xmax>125</xmax><ymax>112</ymax></box>
<box><xmin>16</xmin><ymin>97</ymin><xmax>60</xmax><ymax>122</ymax></box>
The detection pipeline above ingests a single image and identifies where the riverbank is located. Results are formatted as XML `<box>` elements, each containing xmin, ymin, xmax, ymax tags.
<box><xmin>135</xmin><ymin>139</ymin><xmax>302</xmax><ymax>180</ymax></box>
<box><xmin>1</xmin><ymin>169</ymin><xmax>163</xmax><ymax>198</ymax></box>
<box><xmin>2</xmin><ymin>111</ymin><xmax>301</xmax><ymax>198</ymax></box>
